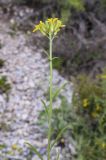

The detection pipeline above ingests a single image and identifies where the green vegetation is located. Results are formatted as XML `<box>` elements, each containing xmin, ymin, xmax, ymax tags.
<box><xmin>0</xmin><ymin>60</ymin><xmax>11</xmax><ymax>97</ymax></box>
<box><xmin>101</xmin><ymin>0</ymin><xmax>106</xmax><ymax>8</ymax></box>
<box><xmin>39</xmin><ymin>69</ymin><xmax>106</xmax><ymax>160</ymax></box>
<box><xmin>0</xmin><ymin>42</ymin><xmax>3</xmax><ymax>49</ymax></box>
<box><xmin>0</xmin><ymin>76</ymin><xmax>11</xmax><ymax>99</ymax></box>
<box><xmin>0</xmin><ymin>122</ymin><xmax>11</xmax><ymax>132</ymax></box>
<box><xmin>72</xmin><ymin>71</ymin><xmax>106</xmax><ymax>160</ymax></box>
<box><xmin>12</xmin><ymin>0</ymin><xmax>84</xmax><ymax>23</ymax></box>
<box><xmin>52</xmin><ymin>57</ymin><xmax>64</xmax><ymax>70</ymax></box>
<box><xmin>0</xmin><ymin>59</ymin><xmax>5</xmax><ymax>68</ymax></box>
<box><xmin>57</xmin><ymin>0</ymin><xmax>84</xmax><ymax>22</ymax></box>
<box><xmin>0</xmin><ymin>144</ymin><xmax>6</xmax><ymax>150</ymax></box>
<box><xmin>38</xmin><ymin>96</ymin><xmax>72</xmax><ymax>140</ymax></box>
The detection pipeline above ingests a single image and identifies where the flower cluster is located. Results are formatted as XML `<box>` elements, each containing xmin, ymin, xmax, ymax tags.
<box><xmin>101</xmin><ymin>142</ymin><xmax>106</xmax><ymax>149</ymax></box>
<box><xmin>97</xmin><ymin>74</ymin><xmax>106</xmax><ymax>79</ymax></box>
<box><xmin>82</xmin><ymin>98</ymin><xmax>102</xmax><ymax>118</ymax></box>
<box><xmin>82</xmin><ymin>99</ymin><xmax>88</xmax><ymax>108</ymax></box>
<box><xmin>73</xmin><ymin>73</ymin><xmax>106</xmax><ymax>159</ymax></box>
<box><xmin>33</xmin><ymin>18</ymin><xmax>65</xmax><ymax>38</ymax></box>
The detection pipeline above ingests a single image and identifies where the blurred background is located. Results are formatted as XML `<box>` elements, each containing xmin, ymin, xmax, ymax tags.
<box><xmin>0</xmin><ymin>0</ymin><xmax>106</xmax><ymax>160</ymax></box>
<box><xmin>0</xmin><ymin>0</ymin><xmax>106</xmax><ymax>76</ymax></box>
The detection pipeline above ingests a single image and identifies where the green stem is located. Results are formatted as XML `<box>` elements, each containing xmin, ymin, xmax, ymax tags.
<box><xmin>47</xmin><ymin>35</ymin><xmax>53</xmax><ymax>160</ymax></box>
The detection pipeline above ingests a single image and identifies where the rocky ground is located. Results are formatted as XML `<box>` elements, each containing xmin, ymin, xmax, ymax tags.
<box><xmin>0</xmin><ymin>19</ymin><xmax>73</xmax><ymax>160</ymax></box>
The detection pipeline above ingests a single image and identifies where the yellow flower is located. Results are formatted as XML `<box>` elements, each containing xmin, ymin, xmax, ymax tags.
<box><xmin>33</xmin><ymin>21</ymin><xmax>46</xmax><ymax>35</ymax></box>
<box><xmin>91</xmin><ymin>112</ymin><xmax>98</xmax><ymax>118</ymax></box>
<box><xmin>47</xmin><ymin>18</ymin><xmax>58</xmax><ymax>23</ymax></box>
<box><xmin>97</xmin><ymin>74</ymin><xmax>106</xmax><ymax>79</ymax></box>
<box><xmin>83</xmin><ymin>99</ymin><xmax>88</xmax><ymax>108</ymax></box>
<box><xmin>33</xmin><ymin>18</ymin><xmax>65</xmax><ymax>38</ymax></box>
<box><xmin>12</xmin><ymin>144</ymin><xmax>18</xmax><ymax>150</ymax></box>
<box><xmin>101</xmin><ymin>74</ymin><xmax>106</xmax><ymax>79</ymax></box>
<box><xmin>96</xmin><ymin>105</ymin><xmax>101</xmax><ymax>111</ymax></box>
<box><xmin>101</xmin><ymin>142</ymin><xmax>106</xmax><ymax>149</ymax></box>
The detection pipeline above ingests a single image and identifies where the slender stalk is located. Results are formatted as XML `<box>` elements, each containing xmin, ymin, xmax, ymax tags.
<box><xmin>47</xmin><ymin>34</ymin><xmax>53</xmax><ymax>160</ymax></box>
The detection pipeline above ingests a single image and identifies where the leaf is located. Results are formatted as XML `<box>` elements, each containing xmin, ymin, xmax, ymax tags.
<box><xmin>68</xmin><ymin>0</ymin><xmax>84</xmax><ymax>11</ymax></box>
<box><xmin>52</xmin><ymin>57</ymin><xmax>59</xmax><ymax>60</ymax></box>
<box><xmin>41</xmin><ymin>99</ymin><xmax>49</xmax><ymax>117</ymax></box>
<box><xmin>56</xmin><ymin>151</ymin><xmax>60</xmax><ymax>160</ymax></box>
<box><xmin>26</xmin><ymin>143</ymin><xmax>43</xmax><ymax>160</ymax></box>
<box><xmin>52</xmin><ymin>82</ymin><xmax>67</xmax><ymax>100</ymax></box>
<box><xmin>61</xmin><ymin>8</ymin><xmax>71</xmax><ymax>23</ymax></box>
<box><xmin>0</xmin><ymin>144</ymin><xmax>6</xmax><ymax>150</ymax></box>
<box><xmin>51</xmin><ymin>125</ymin><xmax>69</xmax><ymax>150</ymax></box>
<box><xmin>52</xmin><ymin>57</ymin><xmax>63</xmax><ymax>70</ymax></box>
<box><xmin>43</xmin><ymin>49</ymin><xmax>49</xmax><ymax>57</ymax></box>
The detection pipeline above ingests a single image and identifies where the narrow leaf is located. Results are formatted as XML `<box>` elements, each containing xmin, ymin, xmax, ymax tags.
<box><xmin>26</xmin><ymin>143</ymin><xmax>43</xmax><ymax>160</ymax></box>
<box><xmin>52</xmin><ymin>57</ymin><xmax>59</xmax><ymax>60</ymax></box>
<box><xmin>52</xmin><ymin>82</ymin><xmax>67</xmax><ymax>100</ymax></box>
<box><xmin>56</xmin><ymin>151</ymin><xmax>60</xmax><ymax>160</ymax></box>
<box><xmin>43</xmin><ymin>49</ymin><xmax>49</xmax><ymax>57</ymax></box>
<box><xmin>0</xmin><ymin>144</ymin><xmax>6</xmax><ymax>150</ymax></box>
<box><xmin>51</xmin><ymin>125</ymin><xmax>69</xmax><ymax>150</ymax></box>
<box><xmin>41</xmin><ymin>99</ymin><xmax>49</xmax><ymax>117</ymax></box>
